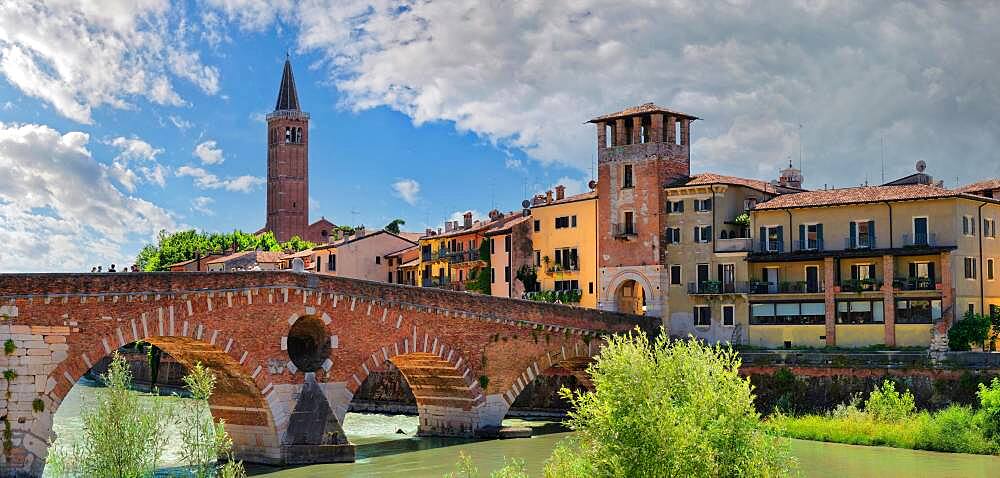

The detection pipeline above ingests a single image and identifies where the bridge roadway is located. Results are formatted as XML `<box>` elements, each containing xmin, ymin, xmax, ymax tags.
<box><xmin>0</xmin><ymin>271</ymin><xmax>655</xmax><ymax>476</ymax></box>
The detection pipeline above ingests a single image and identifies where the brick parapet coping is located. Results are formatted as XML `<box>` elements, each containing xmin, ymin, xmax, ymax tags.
<box><xmin>0</xmin><ymin>272</ymin><xmax>657</xmax><ymax>337</ymax></box>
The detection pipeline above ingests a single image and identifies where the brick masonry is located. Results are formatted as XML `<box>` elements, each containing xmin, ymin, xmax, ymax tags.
<box><xmin>0</xmin><ymin>272</ymin><xmax>654</xmax><ymax>476</ymax></box>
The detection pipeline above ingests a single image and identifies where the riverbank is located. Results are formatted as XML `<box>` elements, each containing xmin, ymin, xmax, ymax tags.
<box><xmin>767</xmin><ymin>411</ymin><xmax>1000</xmax><ymax>455</ymax></box>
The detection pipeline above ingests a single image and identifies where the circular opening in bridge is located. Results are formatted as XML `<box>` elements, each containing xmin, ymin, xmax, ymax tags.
<box><xmin>287</xmin><ymin>316</ymin><xmax>329</xmax><ymax>372</ymax></box>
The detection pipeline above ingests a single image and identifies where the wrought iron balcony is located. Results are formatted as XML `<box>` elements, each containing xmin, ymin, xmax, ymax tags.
<box><xmin>845</xmin><ymin>235</ymin><xmax>877</xmax><ymax>250</ymax></box>
<box><xmin>839</xmin><ymin>279</ymin><xmax>882</xmax><ymax>292</ymax></box>
<box><xmin>892</xmin><ymin>276</ymin><xmax>940</xmax><ymax>291</ymax></box>
<box><xmin>754</xmin><ymin>240</ymin><xmax>785</xmax><ymax>254</ymax></box>
<box><xmin>687</xmin><ymin>281</ymin><xmax>749</xmax><ymax>294</ymax></box>
<box><xmin>901</xmin><ymin>233</ymin><xmax>937</xmax><ymax>247</ymax></box>
<box><xmin>794</xmin><ymin>238</ymin><xmax>825</xmax><ymax>252</ymax></box>
<box><xmin>612</xmin><ymin>223</ymin><xmax>637</xmax><ymax>238</ymax></box>
<box><xmin>749</xmin><ymin>280</ymin><xmax>825</xmax><ymax>294</ymax></box>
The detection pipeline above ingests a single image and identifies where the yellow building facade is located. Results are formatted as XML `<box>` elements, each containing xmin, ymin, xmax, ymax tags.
<box><xmin>747</xmin><ymin>186</ymin><xmax>1000</xmax><ymax>350</ymax></box>
<box><xmin>528</xmin><ymin>189</ymin><xmax>599</xmax><ymax>308</ymax></box>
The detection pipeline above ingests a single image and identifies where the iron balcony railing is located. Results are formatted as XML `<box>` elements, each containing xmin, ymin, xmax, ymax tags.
<box><xmin>421</xmin><ymin>277</ymin><xmax>451</xmax><ymax>287</ymax></box>
<box><xmin>754</xmin><ymin>239</ymin><xmax>785</xmax><ymax>253</ymax></box>
<box><xmin>839</xmin><ymin>279</ymin><xmax>883</xmax><ymax>292</ymax></box>
<box><xmin>687</xmin><ymin>281</ymin><xmax>749</xmax><ymax>294</ymax></box>
<box><xmin>901</xmin><ymin>232</ymin><xmax>937</xmax><ymax>247</ymax></box>
<box><xmin>749</xmin><ymin>280</ymin><xmax>825</xmax><ymax>294</ymax></box>
<box><xmin>794</xmin><ymin>238</ymin><xmax>825</xmax><ymax>252</ymax></box>
<box><xmin>892</xmin><ymin>276</ymin><xmax>940</xmax><ymax>291</ymax></box>
<box><xmin>612</xmin><ymin>223</ymin><xmax>637</xmax><ymax>238</ymax></box>
<box><xmin>845</xmin><ymin>235</ymin><xmax>877</xmax><ymax>249</ymax></box>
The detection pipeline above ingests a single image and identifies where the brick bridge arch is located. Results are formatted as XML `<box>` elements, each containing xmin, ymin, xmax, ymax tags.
<box><xmin>0</xmin><ymin>272</ymin><xmax>655</xmax><ymax>476</ymax></box>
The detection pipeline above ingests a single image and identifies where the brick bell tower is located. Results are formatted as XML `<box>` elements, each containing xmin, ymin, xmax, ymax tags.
<box><xmin>265</xmin><ymin>55</ymin><xmax>310</xmax><ymax>242</ymax></box>
<box><xmin>589</xmin><ymin>103</ymin><xmax>698</xmax><ymax>318</ymax></box>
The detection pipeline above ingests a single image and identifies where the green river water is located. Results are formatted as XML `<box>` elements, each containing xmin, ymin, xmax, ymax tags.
<box><xmin>49</xmin><ymin>382</ymin><xmax>1000</xmax><ymax>477</ymax></box>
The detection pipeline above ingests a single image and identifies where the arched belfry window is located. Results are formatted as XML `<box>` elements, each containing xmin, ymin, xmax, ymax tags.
<box><xmin>296</xmin><ymin>127</ymin><xmax>303</xmax><ymax>144</ymax></box>
<box><xmin>285</xmin><ymin>127</ymin><xmax>291</xmax><ymax>143</ymax></box>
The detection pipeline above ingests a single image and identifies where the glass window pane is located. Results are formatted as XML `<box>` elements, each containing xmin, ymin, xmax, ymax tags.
<box><xmin>932</xmin><ymin>300</ymin><xmax>942</xmax><ymax>320</ymax></box>
<box><xmin>776</xmin><ymin>303</ymin><xmax>799</xmax><ymax>316</ymax></box>
<box><xmin>752</xmin><ymin>304</ymin><xmax>775</xmax><ymax>317</ymax></box>
<box><xmin>873</xmin><ymin>301</ymin><xmax>884</xmax><ymax>322</ymax></box>
<box><xmin>838</xmin><ymin>302</ymin><xmax>849</xmax><ymax>312</ymax></box>
<box><xmin>801</xmin><ymin>302</ymin><xmax>825</xmax><ymax>315</ymax></box>
<box><xmin>851</xmin><ymin>301</ymin><xmax>871</xmax><ymax>312</ymax></box>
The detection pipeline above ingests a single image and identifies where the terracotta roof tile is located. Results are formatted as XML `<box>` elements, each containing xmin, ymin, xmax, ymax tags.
<box><xmin>956</xmin><ymin>179</ymin><xmax>1000</xmax><ymax>193</ymax></box>
<box><xmin>531</xmin><ymin>190</ymin><xmax>598</xmax><ymax>208</ymax></box>
<box><xmin>755</xmin><ymin>184</ymin><xmax>956</xmax><ymax>210</ymax></box>
<box><xmin>682</xmin><ymin>173</ymin><xmax>784</xmax><ymax>194</ymax></box>
<box><xmin>588</xmin><ymin>103</ymin><xmax>699</xmax><ymax>123</ymax></box>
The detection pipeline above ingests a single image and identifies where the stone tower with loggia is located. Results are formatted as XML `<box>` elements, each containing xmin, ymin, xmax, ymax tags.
<box><xmin>265</xmin><ymin>56</ymin><xmax>311</xmax><ymax>243</ymax></box>
<box><xmin>589</xmin><ymin>103</ymin><xmax>698</xmax><ymax>319</ymax></box>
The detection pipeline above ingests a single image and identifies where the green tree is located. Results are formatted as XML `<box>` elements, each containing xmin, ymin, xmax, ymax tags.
<box><xmin>47</xmin><ymin>352</ymin><xmax>171</xmax><ymax>477</ymax></box>
<box><xmin>384</xmin><ymin>219</ymin><xmax>406</xmax><ymax>234</ymax></box>
<box><xmin>178</xmin><ymin>362</ymin><xmax>246</xmax><ymax>478</ymax></box>
<box><xmin>545</xmin><ymin>330</ymin><xmax>795</xmax><ymax>478</ymax></box>
<box><xmin>466</xmin><ymin>239</ymin><xmax>492</xmax><ymax>294</ymax></box>
<box><xmin>136</xmin><ymin>229</ymin><xmax>314</xmax><ymax>271</ymax></box>
<box><xmin>949</xmin><ymin>311</ymin><xmax>992</xmax><ymax>351</ymax></box>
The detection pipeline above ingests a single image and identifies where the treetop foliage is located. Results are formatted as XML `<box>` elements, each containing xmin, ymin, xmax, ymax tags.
<box><xmin>136</xmin><ymin>229</ymin><xmax>315</xmax><ymax>271</ymax></box>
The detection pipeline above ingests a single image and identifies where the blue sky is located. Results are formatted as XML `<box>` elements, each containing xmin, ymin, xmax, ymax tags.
<box><xmin>2</xmin><ymin>1</ymin><xmax>1000</xmax><ymax>271</ymax></box>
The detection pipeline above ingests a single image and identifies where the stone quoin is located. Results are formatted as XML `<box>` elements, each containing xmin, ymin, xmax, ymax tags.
<box><xmin>0</xmin><ymin>272</ymin><xmax>653</xmax><ymax>476</ymax></box>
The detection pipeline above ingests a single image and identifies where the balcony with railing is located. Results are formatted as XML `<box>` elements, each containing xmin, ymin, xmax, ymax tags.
<box><xmin>901</xmin><ymin>232</ymin><xmax>937</xmax><ymax>247</ymax></box>
<box><xmin>845</xmin><ymin>234</ymin><xmax>877</xmax><ymax>250</ymax></box>
<box><xmin>749</xmin><ymin>280</ymin><xmax>825</xmax><ymax>294</ymax></box>
<box><xmin>421</xmin><ymin>277</ymin><xmax>451</xmax><ymax>288</ymax></box>
<box><xmin>838</xmin><ymin>278</ymin><xmax>883</xmax><ymax>293</ymax></box>
<box><xmin>612</xmin><ymin>223</ymin><xmax>637</xmax><ymax>239</ymax></box>
<box><xmin>793</xmin><ymin>238</ymin><xmax>825</xmax><ymax>252</ymax></box>
<box><xmin>545</xmin><ymin>263</ymin><xmax>580</xmax><ymax>274</ymax></box>
<box><xmin>446</xmin><ymin>250</ymin><xmax>482</xmax><ymax>264</ymax></box>
<box><xmin>717</xmin><ymin>237</ymin><xmax>753</xmax><ymax>252</ymax></box>
<box><xmin>892</xmin><ymin>276</ymin><xmax>941</xmax><ymax>291</ymax></box>
<box><xmin>754</xmin><ymin>239</ymin><xmax>785</xmax><ymax>254</ymax></box>
<box><xmin>687</xmin><ymin>281</ymin><xmax>749</xmax><ymax>295</ymax></box>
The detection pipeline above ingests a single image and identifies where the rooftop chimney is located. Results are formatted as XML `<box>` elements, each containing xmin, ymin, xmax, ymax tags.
<box><xmin>425</xmin><ymin>228</ymin><xmax>434</xmax><ymax>236</ymax></box>
<box><xmin>463</xmin><ymin>212</ymin><xmax>473</xmax><ymax>229</ymax></box>
<box><xmin>545</xmin><ymin>190</ymin><xmax>553</xmax><ymax>204</ymax></box>
<box><xmin>555</xmin><ymin>185</ymin><xmax>566</xmax><ymax>201</ymax></box>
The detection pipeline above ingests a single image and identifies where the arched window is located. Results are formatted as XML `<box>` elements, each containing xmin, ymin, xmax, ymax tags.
<box><xmin>285</xmin><ymin>127</ymin><xmax>292</xmax><ymax>143</ymax></box>
<box><xmin>296</xmin><ymin>127</ymin><xmax>303</xmax><ymax>143</ymax></box>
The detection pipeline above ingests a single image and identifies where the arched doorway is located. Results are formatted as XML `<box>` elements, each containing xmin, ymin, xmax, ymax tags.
<box><xmin>615</xmin><ymin>279</ymin><xmax>647</xmax><ymax>315</ymax></box>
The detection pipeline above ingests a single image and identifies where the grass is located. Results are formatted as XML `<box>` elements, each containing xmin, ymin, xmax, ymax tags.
<box><xmin>767</xmin><ymin>407</ymin><xmax>999</xmax><ymax>455</ymax></box>
<box><xmin>765</xmin><ymin>379</ymin><xmax>1000</xmax><ymax>456</ymax></box>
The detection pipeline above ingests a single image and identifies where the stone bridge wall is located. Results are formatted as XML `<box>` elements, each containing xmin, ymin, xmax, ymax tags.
<box><xmin>0</xmin><ymin>272</ymin><xmax>654</xmax><ymax>476</ymax></box>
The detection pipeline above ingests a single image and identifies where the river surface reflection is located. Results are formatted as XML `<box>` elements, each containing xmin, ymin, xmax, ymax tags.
<box><xmin>49</xmin><ymin>382</ymin><xmax>1000</xmax><ymax>477</ymax></box>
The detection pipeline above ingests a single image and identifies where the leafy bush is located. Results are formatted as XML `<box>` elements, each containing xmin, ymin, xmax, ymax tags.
<box><xmin>913</xmin><ymin>405</ymin><xmax>996</xmax><ymax>454</ymax></box>
<box><xmin>179</xmin><ymin>362</ymin><xmax>246</xmax><ymax>478</ymax></box>
<box><xmin>978</xmin><ymin>377</ymin><xmax>1000</xmax><ymax>440</ymax></box>
<box><xmin>47</xmin><ymin>351</ymin><xmax>171</xmax><ymax>477</ymax></box>
<box><xmin>546</xmin><ymin>330</ymin><xmax>795</xmax><ymax>477</ymax></box>
<box><xmin>864</xmin><ymin>380</ymin><xmax>915</xmax><ymax>422</ymax></box>
<box><xmin>525</xmin><ymin>289</ymin><xmax>582</xmax><ymax>304</ymax></box>
<box><xmin>3</xmin><ymin>339</ymin><xmax>14</xmax><ymax>355</ymax></box>
<box><xmin>949</xmin><ymin>311</ymin><xmax>992</xmax><ymax>351</ymax></box>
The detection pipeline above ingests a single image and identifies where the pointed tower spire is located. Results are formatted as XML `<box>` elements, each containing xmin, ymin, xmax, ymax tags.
<box><xmin>274</xmin><ymin>56</ymin><xmax>300</xmax><ymax>111</ymax></box>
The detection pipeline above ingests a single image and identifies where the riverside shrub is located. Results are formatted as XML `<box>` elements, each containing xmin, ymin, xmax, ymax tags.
<box><xmin>864</xmin><ymin>380</ymin><xmax>915</xmax><ymax>422</ymax></box>
<box><xmin>978</xmin><ymin>377</ymin><xmax>1000</xmax><ymax>440</ymax></box>
<box><xmin>544</xmin><ymin>330</ymin><xmax>795</xmax><ymax>478</ymax></box>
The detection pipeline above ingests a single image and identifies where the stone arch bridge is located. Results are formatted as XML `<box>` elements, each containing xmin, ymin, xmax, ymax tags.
<box><xmin>0</xmin><ymin>272</ymin><xmax>654</xmax><ymax>476</ymax></box>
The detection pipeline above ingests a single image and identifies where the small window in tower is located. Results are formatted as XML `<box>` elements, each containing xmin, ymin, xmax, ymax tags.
<box><xmin>296</xmin><ymin>127</ymin><xmax>303</xmax><ymax>143</ymax></box>
<box><xmin>285</xmin><ymin>127</ymin><xmax>292</xmax><ymax>143</ymax></box>
<box><xmin>605</xmin><ymin>124</ymin><xmax>612</xmax><ymax>147</ymax></box>
<box><xmin>675</xmin><ymin>120</ymin><xmax>682</xmax><ymax>146</ymax></box>
<box><xmin>640</xmin><ymin>116</ymin><xmax>650</xmax><ymax>143</ymax></box>
<box><xmin>293</xmin><ymin>201</ymin><xmax>296</xmax><ymax>208</ymax></box>
<box><xmin>622</xmin><ymin>164</ymin><xmax>634</xmax><ymax>189</ymax></box>
<box><xmin>624</xmin><ymin>119</ymin><xmax>634</xmax><ymax>145</ymax></box>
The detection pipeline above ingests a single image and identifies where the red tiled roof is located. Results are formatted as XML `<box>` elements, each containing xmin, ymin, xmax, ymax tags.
<box><xmin>484</xmin><ymin>214</ymin><xmax>532</xmax><ymax>236</ymax></box>
<box><xmin>207</xmin><ymin>250</ymin><xmax>284</xmax><ymax>264</ymax></box>
<box><xmin>755</xmin><ymin>184</ymin><xmax>956</xmax><ymax>210</ymax></box>
<box><xmin>956</xmin><ymin>179</ymin><xmax>1000</xmax><ymax>193</ymax></box>
<box><xmin>531</xmin><ymin>190</ymin><xmax>598</xmax><ymax>208</ymax></box>
<box><xmin>588</xmin><ymin>103</ymin><xmax>699</xmax><ymax>123</ymax></box>
<box><xmin>683</xmin><ymin>173</ymin><xmax>782</xmax><ymax>195</ymax></box>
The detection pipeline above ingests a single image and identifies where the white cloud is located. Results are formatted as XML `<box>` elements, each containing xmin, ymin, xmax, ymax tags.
<box><xmin>176</xmin><ymin>165</ymin><xmax>264</xmax><ymax>192</ymax></box>
<box><xmin>549</xmin><ymin>176</ymin><xmax>590</xmax><ymax>197</ymax></box>
<box><xmin>0</xmin><ymin>122</ymin><xmax>177</xmax><ymax>272</ymax></box>
<box><xmin>391</xmin><ymin>178</ymin><xmax>420</xmax><ymax>205</ymax></box>
<box><xmin>261</xmin><ymin>0</ymin><xmax>1000</xmax><ymax>187</ymax></box>
<box><xmin>0</xmin><ymin>0</ymin><xmax>221</xmax><ymax>124</ymax></box>
<box><xmin>168</xmin><ymin>115</ymin><xmax>193</xmax><ymax>131</ymax></box>
<box><xmin>194</xmin><ymin>140</ymin><xmax>224</xmax><ymax>165</ymax></box>
<box><xmin>191</xmin><ymin>196</ymin><xmax>215</xmax><ymax>215</ymax></box>
<box><xmin>107</xmin><ymin>136</ymin><xmax>167</xmax><ymax>191</ymax></box>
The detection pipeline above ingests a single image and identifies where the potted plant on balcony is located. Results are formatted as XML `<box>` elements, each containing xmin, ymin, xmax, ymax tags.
<box><xmin>701</xmin><ymin>280</ymin><xmax>722</xmax><ymax>294</ymax></box>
